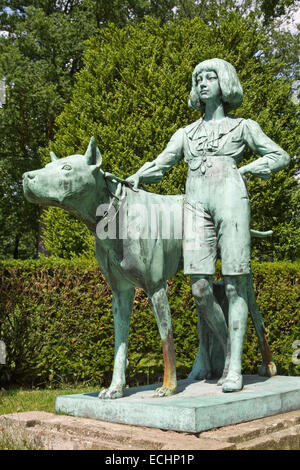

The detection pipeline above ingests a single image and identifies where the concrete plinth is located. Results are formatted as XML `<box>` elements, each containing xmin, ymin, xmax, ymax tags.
<box><xmin>55</xmin><ymin>375</ymin><xmax>300</xmax><ymax>433</ymax></box>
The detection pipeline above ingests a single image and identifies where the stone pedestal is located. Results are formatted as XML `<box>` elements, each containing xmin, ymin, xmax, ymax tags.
<box><xmin>55</xmin><ymin>375</ymin><xmax>300</xmax><ymax>433</ymax></box>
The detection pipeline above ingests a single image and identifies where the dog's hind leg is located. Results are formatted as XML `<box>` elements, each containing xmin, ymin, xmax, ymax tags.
<box><xmin>247</xmin><ymin>271</ymin><xmax>277</xmax><ymax>377</ymax></box>
<box><xmin>188</xmin><ymin>315</ymin><xmax>212</xmax><ymax>380</ymax></box>
<box><xmin>190</xmin><ymin>276</ymin><xmax>228</xmax><ymax>381</ymax></box>
<box><xmin>149</xmin><ymin>283</ymin><xmax>177</xmax><ymax>397</ymax></box>
<box><xmin>98</xmin><ymin>286</ymin><xmax>135</xmax><ymax>399</ymax></box>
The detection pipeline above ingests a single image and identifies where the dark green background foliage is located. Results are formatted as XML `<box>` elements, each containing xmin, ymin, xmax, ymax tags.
<box><xmin>0</xmin><ymin>259</ymin><xmax>299</xmax><ymax>387</ymax></box>
<box><xmin>0</xmin><ymin>2</ymin><xmax>98</xmax><ymax>259</ymax></box>
<box><xmin>1</xmin><ymin>2</ymin><xmax>298</xmax><ymax>261</ymax></box>
<box><xmin>42</xmin><ymin>16</ymin><xmax>299</xmax><ymax>261</ymax></box>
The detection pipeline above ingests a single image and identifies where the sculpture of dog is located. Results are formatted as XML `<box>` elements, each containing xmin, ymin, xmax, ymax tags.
<box><xmin>23</xmin><ymin>137</ymin><xmax>276</xmax><ymax>398</ymax></box>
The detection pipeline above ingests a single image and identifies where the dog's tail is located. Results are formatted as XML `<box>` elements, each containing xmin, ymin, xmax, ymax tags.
<box><xmin>250</xmin><ymin>229</ymin><xmax>273</xmax><ymax>238</ymax></box>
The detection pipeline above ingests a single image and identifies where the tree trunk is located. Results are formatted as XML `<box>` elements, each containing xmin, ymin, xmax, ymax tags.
<box><xmin>13</xmin><ymin>233</ymin><xmax>20</xmax><ymax>259</ymax></box>
<box><xmin>36</xmin><ymin>206</ymin><xmax>50</xmax><ymax>257</ymax></box>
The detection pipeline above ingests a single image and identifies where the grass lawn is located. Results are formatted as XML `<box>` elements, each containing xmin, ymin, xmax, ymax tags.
<box><xmin>0</xmin><ymin>384</ymin><xmax>99</xmax><ymax>449</ymax></box>
<box><xmin>0</xmin><ymin>384</ymin><xmax>100</xmax><ymax>449</ymax></box>
<box><xmin>0</xmin><ymin>384</ymin><xmax>97</xmax><ymax>416</ymax></box>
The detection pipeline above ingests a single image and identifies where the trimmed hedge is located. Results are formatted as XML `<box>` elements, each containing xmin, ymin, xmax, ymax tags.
<box><xmin>0</xmin><ymin>258</ymin><xmax>299</xmax><ymax>387</ymax></box>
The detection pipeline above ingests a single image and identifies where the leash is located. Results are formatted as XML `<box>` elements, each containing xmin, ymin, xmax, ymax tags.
<box><xmin>100</xmin><ymin>172</ymin><xmax>134</xmax><ymax>224</ymax></box>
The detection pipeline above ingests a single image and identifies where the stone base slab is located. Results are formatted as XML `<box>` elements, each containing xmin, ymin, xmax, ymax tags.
<box><xmin>1</xmin><ymin>408</ymin><xmax>300</xmax><ymax>450</ymax></box>
<box><xmin>55</xmin><ymin>375</ymin><xmax>300</xmax><ymax>433</ymax></box>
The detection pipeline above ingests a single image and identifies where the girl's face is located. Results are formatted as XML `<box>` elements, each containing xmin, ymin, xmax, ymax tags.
<box><xmin>196</xmin><ymin>69</ymin><xmax>221</xmax><ymax>103</ymax></box>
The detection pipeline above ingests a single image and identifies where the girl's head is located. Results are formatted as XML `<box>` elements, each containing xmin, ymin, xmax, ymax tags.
<box><xmin>188</xmin><ymin>58</ymin><xmax>243</xmax><ymax>112</ymax></box>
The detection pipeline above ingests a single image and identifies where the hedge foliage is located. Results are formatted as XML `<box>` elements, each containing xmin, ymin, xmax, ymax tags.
<box><xmin>41</xmin><ymin>15</ymin><xmax>299</xmax><ymax>261</ymax></box>
<box><xmin>0</xmin><ymin>259</ymin><xmax>299</xmax><ymax>388</ymax></box>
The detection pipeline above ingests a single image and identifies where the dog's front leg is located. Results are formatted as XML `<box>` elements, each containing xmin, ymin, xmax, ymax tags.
<box><xmin>98</xmin><ymin>287</ymin><xmax>135</xmax><ymax>399</ymax></box>
<box><xmin>149</xmin><ymin>283</ymin><xmax>177</xmax><ymax>397</ymax></box>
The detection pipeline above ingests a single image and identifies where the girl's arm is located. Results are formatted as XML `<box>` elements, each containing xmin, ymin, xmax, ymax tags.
<box><xmin>239</xmin><ymin>119</ymin><xmax>290</xmax><ymax>179</ymax></box>
<box><xmin>126</xmin><ymin>128</ymin><xmax>184</xmax><ymax>189</ymax></box>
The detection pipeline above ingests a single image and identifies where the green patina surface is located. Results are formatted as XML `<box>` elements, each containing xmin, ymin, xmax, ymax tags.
<box><xmin>23</xmin><ymin>58</ymin><xmax>291</xmax><ymax>403</ymax></box>
<box><xmin>55</xmin><ymin>376</ymin><xmax>300</xmax><ymax>433</ymax></box>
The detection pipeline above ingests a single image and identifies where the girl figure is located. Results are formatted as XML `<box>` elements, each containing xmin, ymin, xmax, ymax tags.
<box><xmin>126</xmin><ymin>58</ymin><xmax>290</xmax><ymax>392</ymax></box>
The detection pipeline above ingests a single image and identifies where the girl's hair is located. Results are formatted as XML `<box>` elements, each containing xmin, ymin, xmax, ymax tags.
<box><xmin>188</xmin><ymin>58</ymin><xmax>243</xmax><ymax>112</ymax></box>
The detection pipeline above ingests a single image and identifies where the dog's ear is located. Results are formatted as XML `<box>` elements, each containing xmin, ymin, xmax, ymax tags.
<box><xmin>50</xmin><ymin>151</ymin><xmax>59</xmax><ymax>162</ymax></box>
<box><xmin>85</xmin><ymin>136</ymin><xmax>102</xmax><ymax>167</ymax></box>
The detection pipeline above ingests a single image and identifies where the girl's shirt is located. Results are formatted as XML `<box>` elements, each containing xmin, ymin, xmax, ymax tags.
<box><xmin>134</xmin><ymin>116</ymin><xmax>290</xmax><ymax>184</ymax></box>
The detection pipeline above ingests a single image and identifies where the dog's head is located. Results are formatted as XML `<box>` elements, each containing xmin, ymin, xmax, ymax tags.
<box><xmin>23</xmin><ymin>137</ymin><xmax>103</xmax><ymax>209</ymax></box>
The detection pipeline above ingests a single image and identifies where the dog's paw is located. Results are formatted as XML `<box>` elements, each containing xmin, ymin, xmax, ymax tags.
<box><xmin>258</xmin><ymin>361</ymin><xmax>277</xmax><ymax>377</ymax></box>
<box><xmin>153</xmin><ymin>386</ymin><xmax>176</xmax><ymax>398</ymax></box>
<box><xmin>98</xmin><ymin>386</ymin><xmax>123</xmax><ymax>399</ymax></box>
